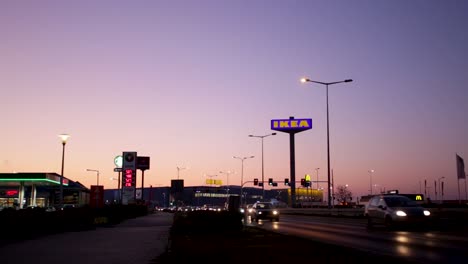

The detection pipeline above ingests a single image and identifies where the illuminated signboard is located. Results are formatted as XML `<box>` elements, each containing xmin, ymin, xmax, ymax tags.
<box><xmin>122</xmin><ymin>152</ymin><xmax>137</xmax><ymax>187</ymax></box>
<box><xmin>6</xmin><ymin>190</ymin><xmax>18</xmax><ymax>196</ymax></box>
<box><xmin>124</xmin><ymin>169</ymin><xmax>135</xmax><ymax>187</ymax></box>
<box><xmin>122</xmin><ymin>151</ymin><xmax>137</xmax><ymax>204</ymax></box>
<box><xmin>271</xmin><ymin>118</ymin><xmax>312</xmax><ymax>133</ymax></box>
<box><xmin>401</xmin><ymin>194</ymin><xmax>424</xmax><ymax>201</ymax></box>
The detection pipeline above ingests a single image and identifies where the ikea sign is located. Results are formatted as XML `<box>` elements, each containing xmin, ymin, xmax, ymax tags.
<box><xmin>271</xmin><ymin>118</ymin><xmax>312</xmax><ymax>133</ymax></box>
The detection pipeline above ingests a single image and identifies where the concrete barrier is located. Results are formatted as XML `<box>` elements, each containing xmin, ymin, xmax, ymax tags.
<box><xmin>280</xmin><ymin>208</ymin><xmax>365</xmax><ymax>218</ymax></box>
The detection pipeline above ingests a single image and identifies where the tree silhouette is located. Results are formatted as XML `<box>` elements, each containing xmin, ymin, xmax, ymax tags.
<box><xmin>334</xmin><ymin>185</ymin><xmax>353</xmax><ymax>205</ymax></box>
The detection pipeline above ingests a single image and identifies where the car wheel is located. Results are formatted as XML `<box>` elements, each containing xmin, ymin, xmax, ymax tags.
<box><xmin>384</xmin><ymin>216</ymin><xmax>393</xmax><ymax>229</ymax></box>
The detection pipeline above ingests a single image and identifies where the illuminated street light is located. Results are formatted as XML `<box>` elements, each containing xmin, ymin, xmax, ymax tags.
<box><xmin>249</xmin><ymin>133</ymin><xmax>276</xmax><ymax>200</ymax></box>
<box><xmin>58</xmin><ymin>133</ymin><xmax>70</xmax><ymax>208</ymax></box>
<box><xmin>301</xmin><ymin>77</ymin><xmax>353</xmax><ymax>209</ymax></box>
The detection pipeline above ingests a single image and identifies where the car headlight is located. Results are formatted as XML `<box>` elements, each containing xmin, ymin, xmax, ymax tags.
<box><xmin>424</xmin><ymin>210</ymin><xmax>431</xmax><ymax>216</ymax></box>
<box><xmin>248</xmin><ymin>209</ymin><xmax>253</xmax><ymax>213</ymax></box>
<box><xmin>273</xmin><ymin>210</ymin><xmax>278</xmax><ymax>215</ymax></box>
<box><xmin>258</xmin><ymin>212</ymin><xmax>262</xmax><ymax>215</ymax></box>
<box><xmin>396</xmin><ymin>210</ymin><xmax>407</xmax><ymax>217</ymax></box>
<box><xmin>240</xmin><ymin>208</ymin><xmax>245</xmax><ymax>213</ymax></box>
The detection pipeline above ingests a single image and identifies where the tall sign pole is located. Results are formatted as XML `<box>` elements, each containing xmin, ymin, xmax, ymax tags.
<box><xmin>114</xmin><ymin>155</ymin><xmax>123</xmax><ymax>203</ymax></box>
<box><xmin>122</xmin><ymin>151</ymin><xmax>137</xmax><ymax>205</ymax></box>
<box><xmin>137</xmin><ymin>156</ymin><xmax>150</xmax><ymax>201</ymax></box>
<box><xmin>271</xmin><ymin>116</ymin><xmax>312</xmax><ymax>208</ymax></box>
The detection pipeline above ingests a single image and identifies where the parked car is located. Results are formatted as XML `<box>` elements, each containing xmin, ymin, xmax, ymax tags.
<box><xmin>250</xmin><ymin>202</ymin><xmax>279</xmax><ymax>222</ymax></box>
<box><xmin>365</xmin><ymin>194</ymin><xmax>431</xmax><ymax>229</ymax></box>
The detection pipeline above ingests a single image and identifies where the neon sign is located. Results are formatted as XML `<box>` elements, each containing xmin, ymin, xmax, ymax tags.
<box><xmin>6</xmin><ymin>190</ymin><xmax>18</xmax><ymax>196</ymax></box>
<box><xmin>124</xmin><ymin>169</ymin><xmax>135</xmax><ymax>187</ymax></box>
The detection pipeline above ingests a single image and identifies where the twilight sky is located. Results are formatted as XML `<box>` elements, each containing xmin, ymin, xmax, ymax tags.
<box><xmin>1</xmin><ymin>0</ymin><xmax>467</xmax><ymax>201</ymax></box>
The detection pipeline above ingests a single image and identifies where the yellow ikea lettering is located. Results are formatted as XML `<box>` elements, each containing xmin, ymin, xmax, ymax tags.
<box><xmin>299</xmin><ymin>120</ymin><xmax>310</xmax><ymax>127</ymax></box>
<box><xmin>280</xmin><ymin>121</ymin><xmax>289</xmax><ymax>127</ymax></box>
<box><xmin>290</xmin><ymin>120</ymin><xmax>298</xmax><ymax>127</ymax></box>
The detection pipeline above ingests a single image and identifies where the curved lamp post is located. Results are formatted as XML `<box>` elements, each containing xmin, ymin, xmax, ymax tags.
<box><xmin>301</xmin><ymin>77</ymin><xmax>353</xmax><ymax>209</ymax></box>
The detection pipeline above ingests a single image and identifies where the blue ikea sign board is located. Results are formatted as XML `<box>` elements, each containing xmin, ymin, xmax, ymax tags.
<box><xmin>271</xmin><ymin>118</ymin><xmax>312</xmax><ymax>133</ymax></box>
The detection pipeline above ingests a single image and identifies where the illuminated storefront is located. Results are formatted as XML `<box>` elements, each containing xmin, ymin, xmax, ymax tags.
<box><xmin>0</xmin><ymin>172</ymin><xmax>89</xmax><ymax>209</ymax></box>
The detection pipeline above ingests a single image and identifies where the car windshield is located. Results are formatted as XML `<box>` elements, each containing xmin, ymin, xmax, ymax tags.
<box><xmin>257</xmin><ymin>203</ymin><xmax>272</xmax><ymax>209</ymax></box>
<box><xmin>384</xmin><ymin>196</ymin><xmax>418</xmax><ymax>207</ymax></box>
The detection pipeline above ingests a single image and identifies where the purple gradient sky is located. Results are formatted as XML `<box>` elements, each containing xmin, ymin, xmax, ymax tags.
<box><xmin>1</xmin><ymin>0</ymin><xmax>467</xmax><ymax>201</ymax></box>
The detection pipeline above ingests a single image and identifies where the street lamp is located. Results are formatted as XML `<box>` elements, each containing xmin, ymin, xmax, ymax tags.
<box><xmin>87</xmin><ymin>169</ymin><xmax>100</xmax><ymax>185</ymax></box>
<box><xmin>249</xmin><ymin>133</ymin><xmax>276</xmax><ymax>200</ymax></box>
<box><xmin>438</xmin><ymin>176</ymin><xmax>445</xmax><ymax>202</ymax></box>
<box><xmin>301</xmin><ymin>77</ymin><xmax>353</xmax><ymax>209</ymax></box>
<box><xmin>58</xmin><ymin>133</ymin><xmax>70</xmax><ymax>208</ymax></box>
<box><xmin>368</xmin><ymin>170</ymin><xmax>375</xmax><ymax>195</ymax></box>
<box><xmin>219</xmin><ymin>170</ymin><xmax>234</xmax><ymax>206</ymax></box>
<box><xmin>233</xmin><ymin>155</ymin><xmax>255</xmax><ymax>206</ymax></box>
<box><xmin>219</xmin><ymin>170</ymin><xmax>233</xmax><ymax>195</ymax></box>
<box><xmin>315</xmin><ymin>168</ymin><xmax>320</xmax><ymax>190</ymax></box>
<box><xmin>176</xmin><ymin>166</ymin><xmax>186</xmax><ymax>180</ymax></box>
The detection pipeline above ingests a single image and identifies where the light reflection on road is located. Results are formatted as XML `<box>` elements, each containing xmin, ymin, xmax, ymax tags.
<box><xmin>246</xmin><ymin>214</ymin><xmax>468</xmax><ymax>263</ymax></box>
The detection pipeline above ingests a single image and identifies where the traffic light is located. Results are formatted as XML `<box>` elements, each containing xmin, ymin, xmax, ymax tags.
<box><xmin>268</xmin><ymin>178</ymin><xmax>273</xmax><ymax>185</ymax></box>
<box><xmin>284</xmin><ymin>178</ymin><xmax>289</xmax><ymax>186</ymax></box>
<box><xmin>300</xmin><ymin>178</ymin><xmax>306</xmax><ymax>186</ymax></box>
<box><xmin>254</xmin><ymin>178</ymin><xmax>258</xmax><ymax>186</ymax></box>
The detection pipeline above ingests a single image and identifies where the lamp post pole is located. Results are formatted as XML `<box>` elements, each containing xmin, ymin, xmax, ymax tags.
<box><xmin>315</xmin><ymin>168</ymin><xmax>320</xmax><ymax>190</ymax></box>
<box><xmin>219</xmin><ymin>170</ymin><xmax>233</xmax><ymax>205</ymax></box>
<box><xmin>249</xmin><ymin>133</ymin><xmax>276</xmax><ymax>200</ymax></box>
<box><xmin>87</xmin><ymin>169</ymin><xmax>100</xmax><ymax>186</ymax></box>
<box><xmin>301</xmin><ymin>78</ymin><xmax>353</xmax><ymax>209</ymax></box>
<box><xmin>234</xmin><ymin>155</ymin><xmax>255</xmax><ymax>206</ymax></box>
<box><xmin>438</xmin><ymin>176</ymin><xmax>445</xmax><ymax>203</ymax></box>
<box><xmin>177</xmin><ymin>166</ymin><xmax>186</xmax><ymax>180</ymax></box>
<box><xmin>368</xmin><ymin>170</ymin><xmax>375</xmax><ymax>195</ymax></box>
<box><xmin>58</xmin><ymin>134</ymin><xmax>70</xmax><ymax>208</ymax></box>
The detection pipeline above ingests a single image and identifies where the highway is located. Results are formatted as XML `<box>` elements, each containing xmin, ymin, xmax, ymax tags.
<box><xmin>249</xmin><ymin>214</ymin><xmax>468</xmax><ymax>263</ymax></box>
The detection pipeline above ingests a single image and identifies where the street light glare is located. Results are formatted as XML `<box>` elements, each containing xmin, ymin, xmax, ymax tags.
<box><xmin>58</xmin><ymin>134</ymin><xmax>70</xmax><ymax>143</ymax></box>
<box><xmin>300</xmin><ymin>77</ymin><xmax>309</xmax><ymax>83</ymax></box>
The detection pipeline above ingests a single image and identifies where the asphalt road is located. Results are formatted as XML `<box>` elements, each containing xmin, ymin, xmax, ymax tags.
<box><xmin>252</xmin><ymin>214</ymin><xmax>468</xmax><ymax>264</ymax></box>
<box><xmin>0</xmin><ymin>212</ymin><xmax>173</xmax><ymax>264</ymax></box>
